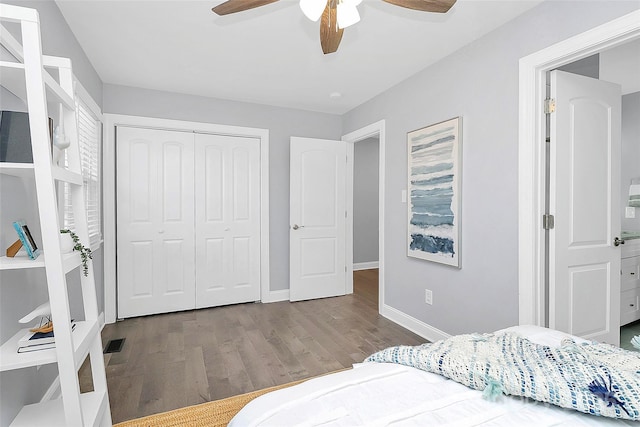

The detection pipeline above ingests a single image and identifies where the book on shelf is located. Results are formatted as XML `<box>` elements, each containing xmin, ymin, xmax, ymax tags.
<box><xmin>17</xmin><ymin>320</ymin><xmax>76</xmax><ymax>350</ymax></box>
<box><xmin>17</xmin><ymin>342</ymin><xmax>56</xmax><ymax>353</ymax></box>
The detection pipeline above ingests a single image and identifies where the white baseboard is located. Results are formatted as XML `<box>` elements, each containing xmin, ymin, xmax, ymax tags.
<box><xmin>353</xmin><ymin>262</ymin><xmax>379</xmax><ymax>271</ymax></box>
<box><xmin>262</xmin><ymin>289</ymin><xmax>289</xmax><ymax>303</ymax></box>
<box><xmin>380</xmin><ymin>303</ymin><xmax>450</xmax><ymax>343</ymax></box>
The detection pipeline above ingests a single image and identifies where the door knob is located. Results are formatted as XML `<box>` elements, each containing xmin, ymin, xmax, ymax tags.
<box><xmin>614</xmin><ymin>237</ymin><xmax>625</xmax><ymax>247</ymax></box>
<box><xmin>292</xmin><ymin>224</ymin><xmax>304</xmax><ymax>230</ymax></box>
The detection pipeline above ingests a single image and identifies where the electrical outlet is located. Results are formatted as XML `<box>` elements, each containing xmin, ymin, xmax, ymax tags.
<box><xmin>626</xmin><ymin>206</ymin><xmax>636</xmax><ymax>219</ymax></box>
<box><xmin>425</xmin><ymin>289</ymin><xmax>433</xmax><ymax>305</ymax></box>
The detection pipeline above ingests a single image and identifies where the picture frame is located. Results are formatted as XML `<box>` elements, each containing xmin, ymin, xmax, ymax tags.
<box><xmin>12</xmin><ymin>220</ymin><xmax>41</xmax><ymax>260</ymax></box>
<box><xmin>407</xmin><ymin>117</ymin><xmax>462</xmax><ymax>267</ymax></box>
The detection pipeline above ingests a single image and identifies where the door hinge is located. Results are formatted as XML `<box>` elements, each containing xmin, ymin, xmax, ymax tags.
<box><xmin>345</xmin><ymin>210</ymin><xmax>347</xmax><ymax>218</ymax></box>
<box><xmin>544</xmin><ymin>98</ymin><xmax>556</xmax><ymax>114</ymax></box>
<box><xmin>543</xmin><ymin>214</ymin><xmax>555</xmax><ymax>230</ymax></box>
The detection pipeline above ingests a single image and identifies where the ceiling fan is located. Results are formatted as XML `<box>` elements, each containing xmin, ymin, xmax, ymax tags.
<box><xmin>211</xmin><ymin>0</ymin><xmax>457</xmax><ymax>54</ymax></box>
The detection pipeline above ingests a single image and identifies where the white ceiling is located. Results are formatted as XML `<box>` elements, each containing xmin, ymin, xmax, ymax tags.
<box><xmin>55</xmin><ymin>0</ymin><xmax>544</xmax><ymax>114</ymax></box>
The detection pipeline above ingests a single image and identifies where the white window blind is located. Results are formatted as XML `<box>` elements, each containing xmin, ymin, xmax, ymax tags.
<box><xmin>63</xmin><ymin>94</ymin><xmax>102</xmax><ymax>248</ymax></box>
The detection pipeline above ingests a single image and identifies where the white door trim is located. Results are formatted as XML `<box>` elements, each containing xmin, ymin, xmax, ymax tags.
<box><xmin>342</xmin><ymin>120</ymin><xmax>386</xmax><ymax>312</ymax></box>
<box><xmin>518</xmin><ymin>10</ymin><xmax>640</xmax><ymax>326</ymax></box>
<box><xmin>104</xmin><ymin>114</ymin><xmax>270</xmax><ymax>324</ymax></box>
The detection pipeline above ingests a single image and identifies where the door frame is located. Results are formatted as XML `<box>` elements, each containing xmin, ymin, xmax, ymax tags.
<box><xmin>518</xmin><ymin>10</ymin><xmax>640</xmax><ymax>326</ymax></box>
<box><xmin>343</xmin><ymin>120</ymin><xmax>386</xmax><ymax>312</ymax></box>
<box><xmin>103</xmin><ymin>114</ymin><xmax>270</xmax><ymax>324</ymax></box>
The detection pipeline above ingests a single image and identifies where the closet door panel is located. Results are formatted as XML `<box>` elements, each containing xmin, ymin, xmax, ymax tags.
<box><xmin>204</xmin><ymin>145</ymin><xmax>224</xmax><ymax>221</ymax></box>
<box><xmin>203</xmin><ymin>237</ymin><xmax>225</xmax><ymax>291</ymax></box>
<box><xmin>117</xmin><ymin>126</ymin><xmax>196</xmax><ymax>318</ymax></box>
<box><xmin>195</xmin><ymin>133</ymin><xmax>261</xmax><ymax>308</ymax></box>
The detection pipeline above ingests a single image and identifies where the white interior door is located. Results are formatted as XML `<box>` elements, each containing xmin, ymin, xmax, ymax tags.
<box><xmin>195</xmin><ymin>133</ymin><xmax>261</xmax><ymax>308</ymax></box>
<box><xmin>549</xmin><ymin>70</ymin><xmax>621</xmax><ymax>345</ymax></box>
<box><xmin>290</xmin><ymin>137</ymin><xmax>347</xmax><ymax>301</ymax></box>
<box><xmin>117</xmin><ymin>126</ymin><xmax>195</xmax><ymax>318</ymax></box>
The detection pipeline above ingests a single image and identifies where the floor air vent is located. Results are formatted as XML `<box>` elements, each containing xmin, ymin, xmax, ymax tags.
<box><xmin>104</xmin><ymin>338</ymin><xmax>125</xmax><ymax>354</ymax></box>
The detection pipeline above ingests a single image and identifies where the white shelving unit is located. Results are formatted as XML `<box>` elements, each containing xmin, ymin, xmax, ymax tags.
<box><xmin>0</xmin><ymin>4</ymin><xmax>111</xmax><ymax>426</ymax></box>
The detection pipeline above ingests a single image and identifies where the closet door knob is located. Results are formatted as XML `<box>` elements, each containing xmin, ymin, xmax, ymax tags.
<box><xmin>614</xmin><ymin>237</ymin><xmax>625</xmax><ymax>247</ymax></box>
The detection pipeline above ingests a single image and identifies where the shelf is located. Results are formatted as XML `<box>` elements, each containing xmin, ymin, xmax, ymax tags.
<box><xmin>52</xmin><ymin>165</ymin><xmax>82</xmax><ymax>185</ymax></box>
<box><xmin>0</xmin><ymin>60</ymin><xmax>26</xmax><ymax>98</ymax></box>
<box><xmin>2</xmin><ymin>6</ymin><xmax>111</xmax><ymax>426</ymax></box>
<box><xmin>0</xmin><ymin>162</ymin><xmax>34</xmax><ymax>179</ymax></box>
<box><xmin>10</xmin><ymin>390</ymin><xmax>108</xmax><ymax>427</ymax></box>
<box><xmin>0</xmin><ymin>164</ymin><xmax>82</xmax><ymax>185</ymax></box>
<box><xmin>0</xmin><ymin>60</ymin><xmax>74</xmax><ymax>111</ymax></box>
<box><xmin>0</xmin><ymin>251</ymin><xmax>82</xmax><ymax>273</ymax></box>
<box><xmin>0</xmin><ymin>320</ymin><xmax>99</xmax><ymax>372</ymax></box>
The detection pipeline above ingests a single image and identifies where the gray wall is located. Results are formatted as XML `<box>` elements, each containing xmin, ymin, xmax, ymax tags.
<box><xmin>353</xmin><ymin>137</ymin><xmax>379</xmax><ymax>264</ymax></box>
<box><xmin>342</xmin><ymin>1</ymin><xmax>640</xmax><ymax>336</ymax></box>
<box><xmin>103</xmin><ymin>84</ymin><xmax>342</xmax><ymax>292</ymax></box>
<box><xmin>622</xmin><ymin>91</ymin><xmax>640</xmax><ymax>232</ymax></box>
<box><xmin>0</xmin><ymin>2</ymin><xmax>103</xmax><ymax>425</ymax></box>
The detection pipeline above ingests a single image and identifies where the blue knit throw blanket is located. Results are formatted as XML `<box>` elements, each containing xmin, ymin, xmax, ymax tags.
<box><xmin>365</xmin><ymin>332</ymin><xmax>640</xmax><ymax>420</ymax></box>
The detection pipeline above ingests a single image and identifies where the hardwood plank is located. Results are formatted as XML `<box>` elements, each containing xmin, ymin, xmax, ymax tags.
<box><xmin>162</xmin><ymin>360</ymin><xmax>187</xmax><ymax>411</ymax></box>
<box><xmin>184</xmin><ymin>346</ymin><xmax>210</xmax><ymax>404</ymax></box>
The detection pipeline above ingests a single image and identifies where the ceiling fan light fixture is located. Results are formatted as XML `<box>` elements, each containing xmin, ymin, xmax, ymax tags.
<box><xmin>337</xmin><ymin>2</ymin><xmax>360</xmax><ymax>29</ymax></box>
<box><xmin>299</xmin><ymin>0</ymin><xmax>326</xmax><ymax>21</ymax></box>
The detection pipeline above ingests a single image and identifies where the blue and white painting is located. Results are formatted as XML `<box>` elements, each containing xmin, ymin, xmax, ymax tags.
<box><xmin>407</xmin><ymin>117</ymin><xmax>461</xmax><ymax>267</ymax></box>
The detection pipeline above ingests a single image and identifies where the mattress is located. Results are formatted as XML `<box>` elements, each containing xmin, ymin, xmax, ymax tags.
<box><xmin>229</xmin><ymin>326</ymin><xmax>639</xmax><ymax>426</ymax></box>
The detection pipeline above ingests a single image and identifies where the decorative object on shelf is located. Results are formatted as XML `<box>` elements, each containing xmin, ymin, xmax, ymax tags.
<box><xmin>60</xmin><ymin>229</ymin><xmax>92</xmax><ymax>276</ymax></box>
<box><xmin>59</xmin><ymin>230</ymin><xmax>75</xmax><ymax>253</ymax></box>
<box><xmin>0</xmin><ymin>110</ymin><xmax>33</xmax><ymax>163</ymax></box>
<box><xmin>5</xmin><ymin>239</ymin><xmax>23</xmax><ymax>257</ymax></box>
<box><xmin>17</xmin><ymin>318</ymin><xmax>76</xmax><ymax>353</ymax></box>
<box><xmin>12</xmin><ymin>220</ymin><xmax>41</xmax><ymax>259</ymax></box>
<box><xmin>52</xmin><ymin>103</ymin><xmax>70</xmax><ymax>165</ymax></box>
<box><xmin>29</xmin><ymin>319</ymin><xmax>53</xmax><ymax>334</ymax></box>
<box><xmin>19</xmin><ymin>301</ymin><xmax>51</xmax><ymax>324</ymax></box>
<box><xmin>407</xmin><ymin>117</ymin><xmax>462</xmax><ymax>268</ymax></box>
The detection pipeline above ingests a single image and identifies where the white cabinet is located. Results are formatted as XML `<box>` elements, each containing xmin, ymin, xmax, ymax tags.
<box><xmin>621</xmin><ymin>238</ymin><xmax>640</xmax><ymax>326</ymax></box>
<box><xmin>0</xmin><ymin>4</ymin><xmax>111</xmax><ymax>425</ymax></box>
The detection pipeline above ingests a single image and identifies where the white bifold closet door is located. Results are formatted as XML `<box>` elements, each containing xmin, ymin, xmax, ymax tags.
<box><xmin>117</xmin><ymin>127</ymin><xmax>196</xmax><ymax>318</ymax></box>
<box><xmin>117</xmin><ymin>127</ymin><xmax>261</xmax><ymax>318</ymax></box>
<box><xmin>194</xmin><ymin>133</ymin><xmax>261</xmax><ymax>308</ymax></box>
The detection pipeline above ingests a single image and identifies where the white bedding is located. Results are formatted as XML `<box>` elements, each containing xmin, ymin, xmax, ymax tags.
<box><xmin>229</xmin><ymin>326</ymin><xmax>640</xmax><ymax>426</ymax></box>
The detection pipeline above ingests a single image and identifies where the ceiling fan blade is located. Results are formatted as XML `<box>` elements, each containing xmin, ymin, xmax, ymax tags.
<box><xmin>382</xmin><ymin>0</ymin><xmax>456</xmax><ymax>13</ymax></box>
<box><xmin>212</xmin><ymin>0</ymin><xmax>279</xmax><ymax>16</ymax></box>
<box><xmin>320</xmin><ymin>1</ymin><xmax>343</xmax><ymax>54</ymax></box>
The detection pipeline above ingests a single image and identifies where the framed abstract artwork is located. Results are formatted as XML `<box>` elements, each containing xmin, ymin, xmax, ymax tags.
<box><xmin>407</xmin><ymin>117</ymin><xmax>462</xmax><ymax>267</ymax></box>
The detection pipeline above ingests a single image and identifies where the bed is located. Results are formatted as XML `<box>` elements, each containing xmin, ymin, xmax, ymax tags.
<box><xmin>229</xmin><ymin>325</ymin><xmax>640</xmax><ymax>426</ymax></box>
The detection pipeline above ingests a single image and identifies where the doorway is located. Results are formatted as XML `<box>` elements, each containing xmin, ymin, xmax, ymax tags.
<box><xmin>518</xmin><ymin>10</ymin><xmax>640</xmax><ymax>334</ymax></box>
<box><xmin>343</xmin><ymin>120</ymin><xmax>386</xmax><ymax>312</ymax></box>
<box><xmin>352</xmin><ymin>136</ymin><xmax>380</xmax><ymax>273</ymax></box>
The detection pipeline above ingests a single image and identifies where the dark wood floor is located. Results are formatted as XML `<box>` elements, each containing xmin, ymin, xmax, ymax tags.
<box><xmin>87</xmin><ymin>269</ymin><xmax>426</xmax><ymax>423</ymax></box>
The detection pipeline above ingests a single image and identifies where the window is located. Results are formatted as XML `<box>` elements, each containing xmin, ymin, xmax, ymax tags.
<box><xmin>63</xmin><ymin>84</ymin><xmax>102</xmax><ymax>248</ymax></box>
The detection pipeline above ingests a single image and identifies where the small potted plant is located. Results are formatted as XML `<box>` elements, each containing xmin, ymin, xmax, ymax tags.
<box><xmin>60</xmin><ymin>229</ymin><xmax>92</xmax><ymax>276</ymax></box>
